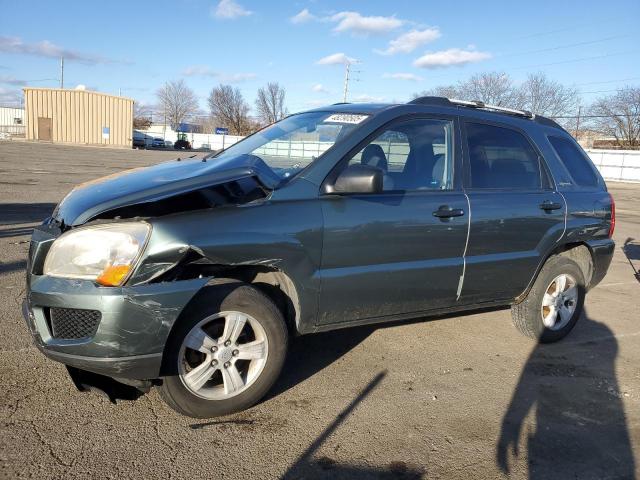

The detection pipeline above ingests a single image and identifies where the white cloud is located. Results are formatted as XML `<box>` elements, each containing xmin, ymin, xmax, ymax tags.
<box><xmin>0</xmin><ymin>86</ymin><xmax>21</xmax><ymax>104</ymax></box>
<box><xmin>311</xmin><ymin>83</ymin><xmax>329</xmax><ymax>93</ymax></box>
<box><xmin>305</xmin><ymin>99</ymin><xmax>329</xmax><ymax>107</ymax></box>
<box><xmin>212</xmin><ymin>0</ymin><xmax>252</xmax><ymax>19</ymax></box>
<box><xmin>290</xmin><ymin>8</ymin><xmax>316</xmax><ymax>24</ymax></box>
<box><xmin>316</xmin><ymin>52</ymin><xmax>356</xmax><ymax>66</ymax></box>
<box><xmin>183</xmin><ymin>65</ymin><xmax>218</xmax><ymax>77</ymax></box>
<box><xmin>0</xmin><ymin>75</ymin><xmax>27</xmax><ymax>86</ymax></box>
<box><xmin>413</xmin><ymin>48</ymin><xmax>491</xmax><ymax>69</ymax></box>
<box><xmin>330</xmin><ymin>11</ymin><xmax>403</xmax><ymax>36</ymax></box>
<box><xmin>375</xmin><ymin>28</ymin><xmax>441</xmax><ymax>55</ymax></box>
<box><xmin>382</xmin><ymin>73</ymin><xmax>423</xmax><ymax>82</ymax></box>
<box><xmin>0</xmin><ymin>36</ymin><xmax>126</xmax><ymax>65</ymax></box>
<box><xmin>220</xmin><ymin>72</ymin><xmax>256</xmax><ymax>83</ymax></box>
<box><xmin>182</xmin><ymin>65</ymin><xmax>255</xmax><ymax>83</ymax></box>
<box><xmin>352</xmin><ymin>94</ymin><xmax>385</xmax><ymax>103</ymax></box>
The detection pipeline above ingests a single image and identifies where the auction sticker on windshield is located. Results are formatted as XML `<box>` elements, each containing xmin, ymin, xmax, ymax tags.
<box><xmin>323</xmin><ymin>114</ymin><xmax>369</xmax><ymax>124</ymax></box>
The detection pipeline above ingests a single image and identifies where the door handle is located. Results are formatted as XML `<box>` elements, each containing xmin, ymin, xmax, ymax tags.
<box><xmin>539</xmin><ymin>200</ymin><xmax>562</xmax><ymax>211</ymax></box>
<box><xmin>433</xmin><ymin>205</ymin><xmax>465</xmax><ymax>218</ymax></box>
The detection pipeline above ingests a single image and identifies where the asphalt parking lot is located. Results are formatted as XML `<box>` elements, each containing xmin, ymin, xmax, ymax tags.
<box><xmin>1</xmin><ymin>141</ymin><xmax>639</xmax><ymax>480</ymax></box>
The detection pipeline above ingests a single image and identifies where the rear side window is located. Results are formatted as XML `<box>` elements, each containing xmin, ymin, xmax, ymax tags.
<box><xmin>466</xmin><ymin>123</ymin><xmax>542</xmax><ymax>189</ymax></box>
<box><xmin>548</xmin><ymin>136</ymin><xmax>599</xmax><ymax>187</ymax></box>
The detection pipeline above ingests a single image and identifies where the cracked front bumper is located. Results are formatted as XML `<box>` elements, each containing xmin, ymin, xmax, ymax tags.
<box><xmin>23</xmin><ymin>275</ymin><xmax>208</xmax><ymax>380</ymax></box>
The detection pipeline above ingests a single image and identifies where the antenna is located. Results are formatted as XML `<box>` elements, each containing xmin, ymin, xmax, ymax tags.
<box><xmin>60</xmin><ymin>57</ymin><xmax>64</xmax><ymax>89</ymax></box>
<box><xmin>342</xmin><ymin>62</ymin><xmax>350</xmax><ymax>103</ymax></box>
<box><xmin>342</xmin><ymin>58</ymin><xmax>360</xmax><ymax>103</ymax></box>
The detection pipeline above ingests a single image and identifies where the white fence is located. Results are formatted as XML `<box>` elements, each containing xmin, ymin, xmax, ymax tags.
<box><xmin>0</xmin><ymin>106</ymin><xmax>25</xmax><ymax>136</ymax></box>
<box><xmin>139</xmin><ymin>125</ymin><xmax>243</xmax><ymax>150</ymax></box>
<box><xmin>586</xmin><ymin>149</ymin><xmax>640</xmax><ymax>183</ymax></box>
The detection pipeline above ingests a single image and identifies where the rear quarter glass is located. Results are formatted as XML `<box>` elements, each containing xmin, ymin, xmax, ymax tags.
<box><xmin>548</xmin><ymin>136</ymin><xmax>599</xmax><ymax>187</ymax></box>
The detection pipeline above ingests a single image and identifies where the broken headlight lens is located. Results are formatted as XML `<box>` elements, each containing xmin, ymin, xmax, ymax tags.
<box><xmin>43</xmin><ymin>222</ymin><xmax>150</xmax><ymax>286</ymax></box>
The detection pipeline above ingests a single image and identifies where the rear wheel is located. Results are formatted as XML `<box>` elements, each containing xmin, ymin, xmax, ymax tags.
<box><xmin>511</xmin><ymin>256</ymin><xmax>585</xmax><ymax>343</ymax></box>
<box><xmin>159</xmin><ymin>281</ymin><xmax>288</xmax><ymax>417</ymax></box>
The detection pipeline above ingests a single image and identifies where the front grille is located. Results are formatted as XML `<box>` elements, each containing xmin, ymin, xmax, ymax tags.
<box><xmin>49</xmin><ymin>308</ymin><xmax>101</xmax><ymax>339</ymax></box>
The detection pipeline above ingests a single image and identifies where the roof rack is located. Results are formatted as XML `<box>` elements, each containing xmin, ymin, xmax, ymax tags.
<box><xmin>409</xmin><ymin>96</ymin><xmax>535</xmax><ymax>119</ymax></box>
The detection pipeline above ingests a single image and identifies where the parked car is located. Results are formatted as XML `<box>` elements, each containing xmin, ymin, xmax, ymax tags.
<box><xmin>132</xmin><ymin>131</ymin><xmax>146</xmax><ymax>149</ymax></box>
<box><xmin>23</xmin><ymin>98</ymin><xmax>615</xmax><ymax>418</ymax></box>
<box><xmin>151</xmin><ymin>137</ymin><xmax>165</xmax><ymax>148</ymax></box>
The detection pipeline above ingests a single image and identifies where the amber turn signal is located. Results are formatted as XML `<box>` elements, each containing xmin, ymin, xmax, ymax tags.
<box><xmin>96</xmin><ymin>265</ymin><xmax>131</xmax><ymax>286</ymax></box>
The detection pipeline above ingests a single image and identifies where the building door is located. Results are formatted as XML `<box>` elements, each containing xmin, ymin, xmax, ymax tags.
<box><xmin>37</xmin><ymin>117</ymin><xmax>52</xmax><ymax>141</ymax></box>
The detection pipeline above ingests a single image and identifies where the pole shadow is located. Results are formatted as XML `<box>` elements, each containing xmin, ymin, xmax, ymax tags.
<box><xmin>622</xmin><ymin>238</ymin><xmax>640</xmax><ymax>282</ymax></box>
<box><xmin>281</xmin><ymin>370</ymin><xmax>424</xmax><ymax>480</ymax></box>
<box><xmin>0</xmin><ymin>202</ymin><xmax>56</xmax><ymax>225</ymax></box>
<box><xmin>497</xmin><ymin>311</ymin><xmax>635</xmax><ymax>479</ymax></box>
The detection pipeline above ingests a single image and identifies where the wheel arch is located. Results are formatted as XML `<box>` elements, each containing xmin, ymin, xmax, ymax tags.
<box><xmin>516</xmin><ymin>241</ymin><xmax>595</xmax><ymax>303</ymax></box>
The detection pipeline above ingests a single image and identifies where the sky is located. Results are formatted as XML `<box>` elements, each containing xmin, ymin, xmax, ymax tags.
<box><xmin>1</xmin><ymin>0</ymin><xmax>639</xmax><ymax>116</ymax></box>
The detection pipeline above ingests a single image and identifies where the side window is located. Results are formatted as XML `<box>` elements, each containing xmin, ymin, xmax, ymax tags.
<box><xmin>466</xmin><ymin>123</ymin><xmax>542</xmax><ymax>189</ymax></box>
<box><xmin>346</xmin><ymin>118</ymin><xmax>454</xmax><ymax>191</ymax></box>
<box><xmin>548</xmin><ymin>136</ymin><xmax>599</xmax><ymax>187</ymax></box>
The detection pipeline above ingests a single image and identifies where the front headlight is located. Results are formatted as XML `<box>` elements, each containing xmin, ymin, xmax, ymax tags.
<box><xmin>43</xmin><ymin>222</ymin><xmax>150</xmax><ymax>286</ymax></box>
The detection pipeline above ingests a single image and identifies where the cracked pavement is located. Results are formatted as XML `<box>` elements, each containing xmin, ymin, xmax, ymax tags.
<box><xmin>1</xmin><ymin>142</ymin><xmax>639</xmax><ymax>479</ymax></box>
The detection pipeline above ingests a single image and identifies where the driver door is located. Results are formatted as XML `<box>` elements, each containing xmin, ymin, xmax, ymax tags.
<box><xmin>317</xmin><ymin>116</ymin><xmax>468</xmax><ymax>326</ymax></box>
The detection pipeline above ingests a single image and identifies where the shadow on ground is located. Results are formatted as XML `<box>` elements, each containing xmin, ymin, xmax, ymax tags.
<box><xmin>0</xmin><ymin>259</ymin><xmax>26</xmax><ymax>275</ymax></box>
<box><xmin>0</xmin><ymin>202</ymin><xmax>56</xmax><ymax>226</ymax></box>
<box><xmin>281</xmin><ymin>371</ymin><xmax>425</xmax><ymax>479</ymax></box>
<box><xmin>622</xmin><ymin>238</ymin><xmax>640</xmax><ymax>281</ymax></box>
<box><xmin>497</xmin><ymin>311</ymin><xmax>635</xmax><ymax>479</ymax></box>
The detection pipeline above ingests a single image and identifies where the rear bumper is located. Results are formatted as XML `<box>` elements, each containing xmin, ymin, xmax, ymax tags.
<box><xmin>587</xmin><ymin>238</ymin><xmax>615</xmax><ymax>289</ymax></box>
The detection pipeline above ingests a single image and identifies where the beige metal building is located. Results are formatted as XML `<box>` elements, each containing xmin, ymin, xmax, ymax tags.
<box><xmin>23</xmin><ymin>87</ymin><xmax>133</xmax><ymax>148</ymax></box>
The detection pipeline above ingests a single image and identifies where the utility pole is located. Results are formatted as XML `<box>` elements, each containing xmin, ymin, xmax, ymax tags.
<box><xmin>574</xmin><ymin>105</ymin><xmax>582</xmax><ymax>141</ymax></box>
<box><xmin>60</xmin><ymin>57</ymin><xmax>64</xmax><ymax>89</ymax></box>
<box><xmin>342</xmin><ymin>62</ymin><xmax>351</xmax><ymax>103</ymax></box>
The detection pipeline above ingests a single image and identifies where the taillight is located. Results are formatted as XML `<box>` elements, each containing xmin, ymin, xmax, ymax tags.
<box><xmin>608</xmin><ymin>193</ymin><xmax>616</xmax><ymax>238</ymax></box>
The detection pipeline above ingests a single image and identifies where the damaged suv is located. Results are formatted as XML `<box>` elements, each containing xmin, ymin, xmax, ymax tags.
<box><xmin>23</xmin><ymin>98</ymin><xmax>615</xmax><ymax>418</ymax></box>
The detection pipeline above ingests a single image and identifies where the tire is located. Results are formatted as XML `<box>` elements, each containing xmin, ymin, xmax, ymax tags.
<box><xmin>159</xmin><ymin>280</ymin><xmax>288</xmax><ymax>418</ymax></box>
<box><xmin>511</xmin><ymin>255</ymin><xmax>585</xmax><ymax>343</ymax></box>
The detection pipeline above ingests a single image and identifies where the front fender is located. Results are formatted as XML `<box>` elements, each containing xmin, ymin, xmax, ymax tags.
<box><xmin>132</xmin><ymin>200</ymin><xmax>324</xmax><ymax>332</ymax></box>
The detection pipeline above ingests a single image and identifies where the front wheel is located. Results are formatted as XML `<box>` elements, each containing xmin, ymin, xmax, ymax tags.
<box><xmin>160</xmin><ymin>281</ymin><xmax>288</xmax><ymax>417</ymax></box>
<box><xmin>511</xmin><ymin>256</ymin><xmax>586</xmax><ymax>343</ymax></box>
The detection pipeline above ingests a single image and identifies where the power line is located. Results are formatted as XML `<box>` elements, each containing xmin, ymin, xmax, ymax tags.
<box><xmin>579</xmin><ymin>89</ymin><xmax>625</xmax><ymax>94</ymax></box>
<box><xmin>510</xmin><ymin>50</ymin><xmax>638</xmax><ymax>71</ymax></box>
<box><xmin>513</xmin><ymin>16</ymin><xmax>623</xmax><ymax>40</ymax></box>
<box><xmin>574</xmin><ymin>76</ymin><xmax>640</xmax><ymax>86</ymax></box>
<box><xmin>498</xmin><ymin>35</ymin><xmax>628</xmax><ymax>58</ymax></box>
<box><xmin>549</xmin><ymin>113</ymin><xmax>640</xmax><ymax>119</ymax></box>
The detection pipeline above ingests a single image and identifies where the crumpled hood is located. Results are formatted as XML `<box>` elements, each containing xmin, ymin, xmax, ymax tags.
<box><xmin>53</xmin><ymin>154</ymin><xmax>281</xmax><ymax>226</ymax></box>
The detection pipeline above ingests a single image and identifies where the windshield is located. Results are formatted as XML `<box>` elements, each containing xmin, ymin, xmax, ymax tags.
<box><xmin>213</xmin><ymin>111</ymin><xmax>368</xmax><ymax>181</ymax></box>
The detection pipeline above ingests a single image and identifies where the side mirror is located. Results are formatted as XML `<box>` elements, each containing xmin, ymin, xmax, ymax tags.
<box><xmin>333</xmin><ymin>164</ymin><xmax>383</xmax><ymax>194</ymax></box>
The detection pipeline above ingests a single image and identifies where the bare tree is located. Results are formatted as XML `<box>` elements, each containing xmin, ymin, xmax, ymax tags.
<box><xmin>413</xmin><ymin>84</ymin><xmax>461</xmax><ymax>99</ymax></box>
<box><xmin>207</xmin><ymin>85</ymin><xmax>251</xmax><ymax>135</ymax></box>
<box><xmin>133</xmin><ymin>102</ymin><xmax>152</xmax><ymax>129</ymax></box>
<box><xmin>156</xmin><ymin>80</ymin><xmax>199</xmax><ymax>128</ymax></box>
<box><xmin>458</xmin><ymin>72</ymin><xmax>523</xmax><ymax>107</ymax></box>
<box><xmin>255</xmin><ymin>82</ymin><xmax>287</xmax><ymax>125</ymax></box>
<box><xmin>590</xmin><ymin>87</ymin><xmax>640</xmax><ymax>148</ymax></box>
<box><xmin>519</xmin><ymin>73</ymin><xmax>580</xmax><ymax>118</ymax></box>
<box><xmin>414</xmin><ymin>72</ymin><xmax>522</xmax><ymax>107</ymax></box>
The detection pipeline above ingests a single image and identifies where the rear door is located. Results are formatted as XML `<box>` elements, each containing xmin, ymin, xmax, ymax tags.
<box><xmin>459</xmin><ymin>121</ymin><xmax>565</xmax><ymax>303</ymax></box>
<box><xmin>318</xmin><ymin>116</ymin><xmax>469</xmax><ymax>326</ymax></box>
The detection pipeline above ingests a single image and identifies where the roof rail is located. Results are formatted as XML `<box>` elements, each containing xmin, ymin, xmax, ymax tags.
<box><xmin>407</xmin><ymin>96</ymin><xmax>453</xmax><ymax>107</ymax></box>
<box><xmin>409</xmin><ymin>96</ymin><xmax>535</xmax><ymax>119</ymax></box>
